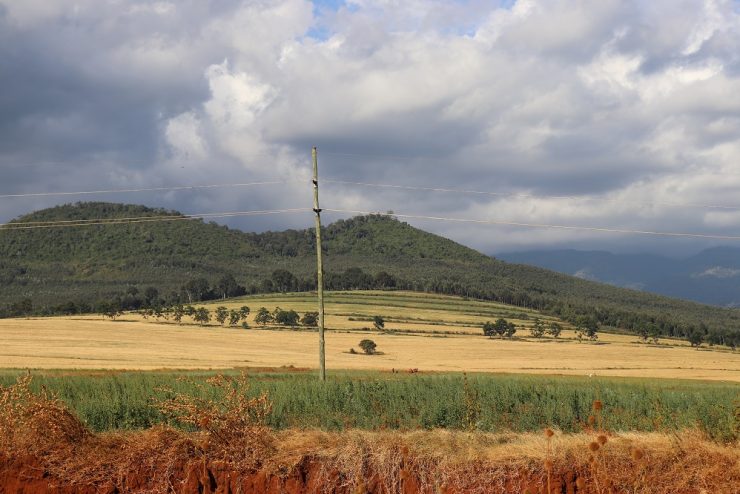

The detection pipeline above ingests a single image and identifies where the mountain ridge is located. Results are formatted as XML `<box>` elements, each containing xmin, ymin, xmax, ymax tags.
<box><xmin>1</xmin><ymin>202</ymin><xmax>738</xmax><ymax>344</ymax></box>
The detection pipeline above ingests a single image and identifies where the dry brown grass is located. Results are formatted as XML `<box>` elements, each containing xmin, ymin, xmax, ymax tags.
<box><xmin>1</xmin><ymin>376</ymin><xmax>738</xmax><ymax>493</ymax></box>
<box><xmin>1</xmin><ymin>316</ymin><xmax>738</xmax><ymax>381</ymax></box>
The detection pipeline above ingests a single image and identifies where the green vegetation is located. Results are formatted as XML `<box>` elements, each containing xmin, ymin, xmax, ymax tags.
<box><xmin>359</xmin><ymin>339</ymin><xmax>377</xmax><ymax>354</ymax></box>
<box><xmin>1</xmin><ymin>202</ymin><xmax>739</xmax><ymax>347</ymax></box>
<box><xmin>0</xmin><ymin>371</ymin><xmax>736</xmax><ymax>442</ymax></box>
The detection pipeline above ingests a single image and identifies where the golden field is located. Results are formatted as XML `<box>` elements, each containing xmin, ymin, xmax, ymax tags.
<box><xmin>1</xmin><ymin>291</ymin><xmax>737</xmax><ymax>381</ymax></box>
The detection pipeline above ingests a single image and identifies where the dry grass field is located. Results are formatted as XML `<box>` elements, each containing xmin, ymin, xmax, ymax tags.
<box><xmin>1</xmin><ymin>291</ymin><xmax>738</xmax><ymax>381</ymax></box>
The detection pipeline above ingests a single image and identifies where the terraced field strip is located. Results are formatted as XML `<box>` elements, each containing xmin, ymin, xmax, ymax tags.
<box><xmin>199</xmin><ymin>291</ymin><xmax>563</xmax><ymax>334</ymax></box>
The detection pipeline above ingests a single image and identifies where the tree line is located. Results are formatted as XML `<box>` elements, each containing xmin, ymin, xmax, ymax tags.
<box><xmin>1</xmin><ymin>264</ymin><xmax>737</xmax><ymax>349</ymax></box>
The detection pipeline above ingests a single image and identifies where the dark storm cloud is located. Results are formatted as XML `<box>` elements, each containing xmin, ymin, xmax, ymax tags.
<box><xmin>0</xmin><ymin>0</ymin><xmax>739</xmax><ymax>255</ymax></box>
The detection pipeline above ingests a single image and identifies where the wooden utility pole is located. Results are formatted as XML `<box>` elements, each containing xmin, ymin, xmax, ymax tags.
<box><xmin>312</xmin><ymin>146</ymin><xmax>326</xmax><ymax>381</ymax></box>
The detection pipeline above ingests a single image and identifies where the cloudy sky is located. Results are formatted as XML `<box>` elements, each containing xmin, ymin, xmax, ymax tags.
<box><xmin>1</xmin><ymin>0</ymin><xmax>739</xmax><ymax>255</ymax></box>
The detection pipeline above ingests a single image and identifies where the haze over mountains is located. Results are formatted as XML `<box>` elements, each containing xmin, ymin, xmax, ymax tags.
<box><xmin>497</xmin><ymin>249</ymin><xmax>740</xmax><ymax>308</ymax></box>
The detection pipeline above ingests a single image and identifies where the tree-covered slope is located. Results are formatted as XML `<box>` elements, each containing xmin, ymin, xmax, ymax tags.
<box><xmin>1</xmin><ymin>202</ymin><xmax>738</xmax><ymax>342</ymax></box>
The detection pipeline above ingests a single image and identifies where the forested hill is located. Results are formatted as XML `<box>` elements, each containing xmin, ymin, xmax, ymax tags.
<box><xmin>1</xmin><ymin>202</ymin><xmax>738</xmax><ymax>343</ymax></box>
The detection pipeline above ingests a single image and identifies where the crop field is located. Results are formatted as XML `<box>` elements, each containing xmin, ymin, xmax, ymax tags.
<box><xmin>1</xmin><ymin>291</ymin><xmax>739</xmax><ymax>492</ymax></box>
<box><xmin>1</xmin><ymin>370</ymin><xmax>738</xmax><ymax>493</ymax></box>
<box><xmin>0</xmin><ymin>369</ymin><xmax>737</xmax><ymax>440</ymax></box>
<box><xmin>1</xmin><ymin>291</ymin><xmax>738</xmax><ymax>381</ymax></box>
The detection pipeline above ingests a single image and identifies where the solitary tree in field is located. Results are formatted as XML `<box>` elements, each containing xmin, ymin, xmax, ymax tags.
<box><xmin>530</xmin><ymin>318</ymin><xmax>545</xmax><ymax>338</ymax></box>
<box><xmin>193</xmin><ymin>307</ymin><xmax>211</xmax><ymax>326</ymax></box>
<box><xmin>215</xmin><ymin>306</ymin><xmax>229</xmax><ymax>325</ymax></box>
<box><xmin>373</xmin><ymin>316</ymin><xmax>385</xmax><ymax>331</ymax></box>
<box><xmin>359</xmin><ymin>339</ymin><xmax>377</xmax><ymax>355</ymax></box>
<box><xmin>547</xmin><ymin>322</ymin><xmax>562</xmax><ymax>338</ymax></box>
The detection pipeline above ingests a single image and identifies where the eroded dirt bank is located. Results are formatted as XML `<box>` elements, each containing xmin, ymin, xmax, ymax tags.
<box><xmin>2</xmin><ymin>428</ymin><xmax>739</xmax><ymax>494</ymax></box>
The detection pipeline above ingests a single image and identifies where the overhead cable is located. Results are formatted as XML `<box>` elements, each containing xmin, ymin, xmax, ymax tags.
<box><xmin>0</xmin><ymin>180</ymin><xmax>295</xmax><ymax>199</ymax></box>
<box><xmin>323</xmin><ymin>179</ymin><xmax>740</xmax><ymax>211</ymax></box>
<box><xmin>322</xmin><ymin>208</ymin><xmax>740</xmax><ymax>241</ymax></box>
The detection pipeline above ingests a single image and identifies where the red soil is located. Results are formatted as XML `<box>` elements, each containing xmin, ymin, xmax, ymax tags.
<box><xmin>1</xmin><ymin>452</ymin><xmax>585</xmax><ymax>494</ymax></box>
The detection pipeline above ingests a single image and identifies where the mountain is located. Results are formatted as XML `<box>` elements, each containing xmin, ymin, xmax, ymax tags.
<box><xmin>1</xmin><ymin>202</ymin><xmax>739</xmax><ymax>343</ymax></box>
<box><xmin>497</xmin><ymin>249</ymin><xmax>740</xmax><ymax>308</ymax></box>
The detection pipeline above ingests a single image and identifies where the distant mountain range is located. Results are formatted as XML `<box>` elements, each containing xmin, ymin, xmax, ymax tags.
<box><xmin>497</xmin><ymin>248</ymin><xmax>740</xmax><ymax>308</ymax></box>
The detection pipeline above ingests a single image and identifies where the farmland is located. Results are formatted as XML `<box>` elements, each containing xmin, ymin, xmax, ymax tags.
<box><xmin>2</xmin><ymin>290</ymin><xmax>739</xmax><ymax>492</ymax></box>
<box><xmin>1</xmin><ymin>291</ymin><xmax>738</xmax><ymax>381</ymax></box>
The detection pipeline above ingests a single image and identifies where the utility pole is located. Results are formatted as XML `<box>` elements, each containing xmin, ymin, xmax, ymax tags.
<box><xmin>312</xmin><ymin>146</ymin><xmax>326</xmax><ymax>381</ymax></box>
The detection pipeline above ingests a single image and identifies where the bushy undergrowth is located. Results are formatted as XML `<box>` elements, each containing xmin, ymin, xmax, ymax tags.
<box><xmin>1</xmin><ymin>375</ymin><xmax>738</xmax><ymax>493</ymax></box>
<box><xmin>1</xmin><ymin>371</ymin><xmax>736</xmax><ymax>442</ymax></box>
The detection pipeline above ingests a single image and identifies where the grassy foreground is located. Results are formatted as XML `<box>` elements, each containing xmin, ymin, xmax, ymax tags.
<box><xmin>2</xmin><ymin>370</ymin><xmax>737</xmax><ymax>442</ymax></box>
<box><xmin>1</xmin><ymin>373</ymin><xmax>738</xmax><ymax>493</ymax></box>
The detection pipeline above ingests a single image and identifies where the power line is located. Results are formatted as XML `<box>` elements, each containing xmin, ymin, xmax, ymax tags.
<box><xmin>322</xmin><ymin>208</ymin><xmax>740</xmax><ymax>241</ymax></box>
<box><xmin>0</xmin><ymin>180</ymin><xmax>295</xmax><ymax>199</ymax></box>
<box><xmin>0</xmin><ymin>208</ymin><xmax>311</xmax><ymax>231</ymax></box>
<box><xmin>323</xmin><ymin>179</ymin><xmax>740</xmax><ymax>211</ymax></box>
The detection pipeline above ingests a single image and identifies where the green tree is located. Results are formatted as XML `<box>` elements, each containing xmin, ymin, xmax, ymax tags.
<box><xmin>271</xmin><ymin>269</ymin><xmax>297</xmax><ymax>293</ymax></box>
<box><xmin>493</xmin><ymin>318</ymin><xmax>509</xmax><ymax>338</ymax></box>
<box><xmin>216</xmin><ymin>274</ymin><xmax>243</xmax><ymax>299</ymax></box>
<box><xmin>359</xmin><ymin>339</ymin><xmax>377</xmax><ymax>355</ymax></box>
<box><xmin>255</xmin><ymin>307</ymin><xmax>272</xmax><ymax>325</ymax></box>
<box><xmin>182</xmin><ymin>278</ymin><xmax>211</xmax><ymax>303</ymax></box>
<box><xmin>143</xmin><ymin>286</ymin><xmax>159</xmax><ymax>307</ymax></box>
<box><xmin>373</xmin><ymin>315</ymin><xmax>385</xmax><ymax>330</ymax></box>
<box><xmin>530</xmin><ymin>318</ymin><xmax>545</xmax><ymax>338</ymax></box>
<box><xmin>301</xmin><ymin>311</ymin><xmax>319</xmax><ymax>327</ymax></box>
<box><xmin>648</xmin><ymin>324</ymin><xmax>661</xmax><ymax>344</ymax></box>
<box><xmin>575</xmin><ymin>316</ymin><xmax>599</xmax><ymax>341</ymax></box>
<box><xmin>228</xmin><ymin>309</ymin><xmax>241</xmax><ymax>326</ymax></box>
<box><xmin>638</xmin><ymin>325</ymin><xmax>650</xmax><ymax>342</ymax></box>
<box><xmin>275</xmin><ymin>308</ymin><xmax>299</xmax><ymax>327</ymax></box>
<box><xmin>688</xmin><ymin>328</ymin><xmax>703</xmax><ymax>347</ymax></box>
<box><xmin>101</xmin><ymin>302</ymin><xmax>122</xmax><ymax>321</ymax></box>
<box><xmin>215</xmin><ymin>306</ymin><xmax>229</xmax><ymax>325</ymax></box>
<box><xmin>239</xmin><ymin>306</ymin><xmax>250</xmax><ymax>320</ymax></box>
<box><xmin>482</xmin><ymin>321</ymin><xmax>495</xmax><ymax>338</ymax></box>
<box><xmin>547</xmin><ymin>322</ymin><xmax>562</xmax><ymax>338</ymax></box>
<box><xmin>505</xmin><ymin>321</ymin><xmax>517</xmax><ymax>338</ymax></box>
<box><xmin>193</xmin><ymin>307</ymin><xmax>211</xmax><ymax>326</ymax></box>
<box><xmin>171</xmin><ymin>304</ymin><xmax>184</xmax><ymax>325</ymax></box>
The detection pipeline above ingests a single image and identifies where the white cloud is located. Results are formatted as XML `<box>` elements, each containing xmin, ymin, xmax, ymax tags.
<box><xmin>165</xmin><ymin>112</ymin><xmax>208</xmax><ymax>161</ymax></box>
<box><xmin>2</xmin><ymin>0</ymin><xmax>740</xmax><ymax>253</ymax></box>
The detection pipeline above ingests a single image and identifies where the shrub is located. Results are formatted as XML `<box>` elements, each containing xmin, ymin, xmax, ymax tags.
<box><xmin>301</xmin><ymin>311</ymin><xmax>319</xmax><ymax>327</ymax></box>
<box><xmin>373</xmin><ymin>316</ymin><xmax>385</xmax><ymax>330</ymax></box>
<box><xmin>359</xmin><ymin>339</ymin><xmax>377</xmax><ymax>355</ymax></box>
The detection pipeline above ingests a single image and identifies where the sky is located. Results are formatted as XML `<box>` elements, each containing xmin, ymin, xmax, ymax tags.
<box><xmin>0</xmin><ymin>0</ymin><xmax>739</xmax><ymax>256</ymax></box>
